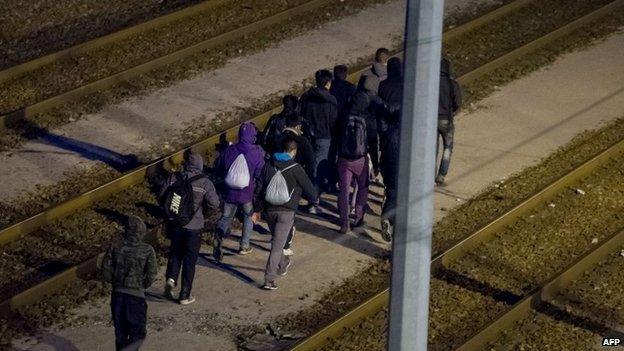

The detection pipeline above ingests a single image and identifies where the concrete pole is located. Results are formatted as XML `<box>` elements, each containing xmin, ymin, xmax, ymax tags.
<box><xmin>388</xmin><ymin>0</ymin><xmax>444</xmax><ymax>350</ymax></box>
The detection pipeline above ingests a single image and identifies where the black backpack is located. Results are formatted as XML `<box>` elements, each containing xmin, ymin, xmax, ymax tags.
<box><xmin>339</xmin><ymin>115</ymin><xmax>368</xmax><ymax>159</ymax></box>
<box><xmin>160</xmin><ymin>173</ymin><xmax>205</xmax><ymax>226</ymax></box>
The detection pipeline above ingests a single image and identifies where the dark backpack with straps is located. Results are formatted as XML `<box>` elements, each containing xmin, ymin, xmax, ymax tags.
<box><xmin>339</xmin><ymin>114</ymin><xmax>368</xmax><ymax>159</ymax></box>
<box><xmin>160</xmin><ymin>173</ymin><xmax>205</xmax><ymax>226</ymax></box>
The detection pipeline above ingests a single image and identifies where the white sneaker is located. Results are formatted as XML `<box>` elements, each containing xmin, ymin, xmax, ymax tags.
<box><xmin>179</xmin><ymin>295</ymin><xmax>196</xmax><ymax>305</ymax></box>
<box><xmin>164</xmin><ymin>278</ymin><xmax>175</xmax><ymax>300</ymax></box>
<box><xmin>283</xmin><ymin>248</ymin><xmax>294</xmax><ymax>256</ymax></box>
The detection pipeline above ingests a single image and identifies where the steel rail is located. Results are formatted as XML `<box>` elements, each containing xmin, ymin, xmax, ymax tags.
<box><xmin>0</xmin><ymin>0</ymin><xmax>529</xmax><ymax>247</ymax></box>
<box><xmin>0</xmin><ymin>0</ymin><xmax>535</xmax><ymax>319</ymax></box>
<box><xmin>0</xmin><ymin>0</ymin><xmax>336</xmax><ymax>131</ymax></box>
<box><xmin>457</xmin><ymin>228</ymin><xmax>624</xmax><ymax>350</ymax></box>
<box><xmin>289</xmin><ymin>1</ymin><xmax>624</xmax><ymax>347</ymax></box>
<box><xmin>0</xmin><ymin>0</ymin><xmax>230</xmax><ymax>85</ymax></box>
<box><xmin>291</xmin><ymin>136</ymin><xmax>624</xmax><ymax>350</ymax></box>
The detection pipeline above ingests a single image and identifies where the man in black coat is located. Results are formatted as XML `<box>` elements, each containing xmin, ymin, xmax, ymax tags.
<box><xmin>300</xmin><ymin>69</ymin><xmax>338</xmax><ymax>214</ymax></box>
<box><xmin>377</xmin><ymin>57</ymin><xmax>403</xmax><ymax>242</ymax></box>
<box><xmin>436</xmin><ymin>57</ymin><xmax>462</xmax><ymax>186</ymax></box>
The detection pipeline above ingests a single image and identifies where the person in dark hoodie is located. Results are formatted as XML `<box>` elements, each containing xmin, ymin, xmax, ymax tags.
<box><xmin>215</xmin><ymin>122</ymin><xmax>265</xmax><ymax>258</ymax></box>
<box><xmin>362</xmin><ymin>48</ymin><xmax>390</xmax><ymax>91</ymax></box>
<box><xmin>260</xmin><ymin>95</ymin><xmax>299</xmax><ymax>154</ymax></box>
<box><xmin>336</xmin><ymin>81</ymin><xmax>380</xmax><ymax>234</ymax></box>
<box><xmin>159</xmin><ymin>150</ymin><xmax>220</xmax><ymax>305</ymax></box>
<box><xmin>436</xmin><ymin>57</ymin><xmax>462</xmax><ymax>186</ymax></box>
<box><xmin>255</xmin><ymin>137</ymin><xmax>317</xmax><ymax>290</ymax></box>
<box><xmin>102</xmin><ymin>215</ymin><xmax>157</xmax><ymax>351</ymax></box>
<box><xmin>300</xmin><ymin>69</ymin><xmax>338</xmax><ymax>214</ymax></box>
<box><xmin>330</xmin><ymin>64</ymin><xmax>355</xmax><ymax>119</ymax></box>
<box><xmin>378</xmin><ymin>57</ymin><xmax>403</xmax><ymax>242</ymax></box>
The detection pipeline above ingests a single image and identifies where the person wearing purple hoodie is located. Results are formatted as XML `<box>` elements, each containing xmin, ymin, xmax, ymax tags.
<box><xmin>214</xmin><ymin>122</ymin><xmax>265</xmax><ymax>260</ymax></box>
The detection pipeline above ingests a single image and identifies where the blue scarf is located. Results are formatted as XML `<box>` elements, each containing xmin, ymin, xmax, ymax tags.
<box><xmin>273</xmin><ymin>152</ymin><xmax>292</xmax><ymax>161</ymax></box>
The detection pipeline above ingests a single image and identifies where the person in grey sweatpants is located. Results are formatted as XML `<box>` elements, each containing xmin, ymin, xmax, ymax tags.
<box><xmin>255</xmin><ymin>137</ymin><xmax>318</xmax><ymax>290</ymax></box>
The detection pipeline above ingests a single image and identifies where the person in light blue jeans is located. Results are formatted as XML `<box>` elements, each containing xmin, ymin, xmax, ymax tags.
<box><xmin>217</xmin><ymin>202</ymin><xmax>254</xmax><ymax>253</ymax></box>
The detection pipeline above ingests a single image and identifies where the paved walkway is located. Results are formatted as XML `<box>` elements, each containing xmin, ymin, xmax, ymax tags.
<box><xmin>13</xmin><ymin>30</ymin><xmax>624</xmax><ymax>351</ymax></box>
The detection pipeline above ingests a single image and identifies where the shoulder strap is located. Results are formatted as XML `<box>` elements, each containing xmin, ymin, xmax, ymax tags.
<box><xmin>281</xmin><ymin>163</ymin><xmax>298</xmax><ymax>172</ymax></box>
<box><xmin>186</xmin><ymin>174</ymin><xmax>206</xmax><ymax>185</ymax></box>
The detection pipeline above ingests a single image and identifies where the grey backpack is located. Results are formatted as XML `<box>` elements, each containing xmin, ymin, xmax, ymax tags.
<box><xmin>265</xmin><ymin>164</ymin><xmax>297</xmax><ymax>205</ymax></box>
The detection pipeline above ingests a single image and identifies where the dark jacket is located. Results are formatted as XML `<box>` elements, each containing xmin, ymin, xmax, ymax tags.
<box><xmin>217</xmin><ymin>123</ymin><xmax>266</xmax><ymax>204</ymax></box>
<box><xmin>159</xmin><ymin>151</ymin><xmax>220</xmax><ymax>230</ymax></box>
<box><xmin>102</xmin><ymin>216</ymin><xmax>158</xmax><ymax>299</ymax></box>
<box><xmin>380</xmin><ymin>122</ymin><xmax>400</xmax><ymax>190</ymax></box>
<box><xmin>255</xmin><ymin>156</ymin><xmax>317</xmax><ymax>212</ymax></box>
<box><xmin>378</xmin><ymin>58</ymin><xmax>403</xmax><ymax>188</ymax></box>
<box><xmin>439</xmin><ymin>59</ymin><xmax>462</xmax><ymax>121</ymax></box>
<box><xmin>330</xmin><ymin>78</ymin><xmax>356</xmax><ymax>118</ymax></box>
<box><xmin>378</xmin><ymin>57</ymin><xmax>403</xmax><ymax>135</ymax></box>
<box><xmin>275</xmin><ymin>128</ymin><xmax>315</xmax><ymax>178</ymax></box>
<box><xmin>300</xmin><ymin>87</ymin><xmax>338</xmax><ymax>140</ymax></box>
<box><xmin>341</xmin><ymin>76</ymin><xmax>383</xmax><ymax>170</ymax></box>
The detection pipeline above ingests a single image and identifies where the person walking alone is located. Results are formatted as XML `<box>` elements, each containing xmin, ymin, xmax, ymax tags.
<box><xmin>102</xmin><ymin>215</ymin><xmax>157</xmax><ymax>351</ymax></box>
<box><xmin>436</xmin><ymin>57</ymin><xmax>462</xmax><ymax>186</ymax></box>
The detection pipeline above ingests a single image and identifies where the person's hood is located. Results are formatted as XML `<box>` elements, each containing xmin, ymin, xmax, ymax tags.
<box><xmin>387</xmin><ymin>57</ymin><xmax>402</xmax><ymax>79</ymax></box>
<box><xmin>306</xmin><ymin>87</ymin><xmax>337</xmax><ymax>105</ymax></box>
<box><xmin>371</xmin><ymin>62</ymin><xmax>387</xmax><ymax>79</ymax></box>
<box><xmin>441</xmin><ymin>58</ymin><xmax>452</xmax><ymax>77</ymax></box>
<box><xmin>235</xmin><ymin>122</ymin><xmax>258</xmax><ymax>153</ymax></box>
<box><xmin>349</xmin><ymin>91</ymin><xmax>369</xmax><ymax>116</ymax></box>
<box><xmin>184</xmin><ymin>150</ymin><xmax>205</xmax><ymax>173</ymax></box>
<box><xmin>357</xmin><ymin>75</ymin><xmax>379</xmax><ymax>94</ymax></box>
<box><xmin>123</xmin><ymin>215</ymin><xmax>146</xmax><ymax>242</ymax></box>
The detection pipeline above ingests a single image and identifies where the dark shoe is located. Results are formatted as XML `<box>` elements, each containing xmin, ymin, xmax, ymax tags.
<box><xmin>164</xmin><ymin>278</ymin><xmax>176</xmax><ymax>300</ymax></box>
<box><xmin>381</xmin><ymin>219</ymin><xmax>393</xmax><ymax>242</ymax></box>
<box><xmin>435</xmin><ymin>175</ymin><xmax>446</xmax><ymax>187</ymax></box>
<box><xmin>213</xmin><ymin>239</ymin><xmax>223</xmax><ymax>263</ymax></box>
<box><xmin>278</xmin><ymin>259</ymin><xmax>291</xmax><ymax>277</ymax></box>
<box><xmin>262</xmin><ymin>281</ymin><xmax>278</xmax><ymax>290</ymax></box>
<box><xmin>353</xmin><ymin>217</ymin><xmax>365</xmax><ymax>228</ymax></box>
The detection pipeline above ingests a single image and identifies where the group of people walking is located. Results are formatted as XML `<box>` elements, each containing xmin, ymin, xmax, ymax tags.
<box><xmin>99</xmin><ymin>48</ymin><xmax>461</xmax><ymax>350</ymax></box>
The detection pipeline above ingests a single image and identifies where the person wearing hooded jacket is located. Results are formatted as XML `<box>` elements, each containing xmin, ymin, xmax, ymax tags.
<box><xmin>300</xmin><ymin>69</ymin><xmax>338</xmax><ymax>214</ymax></box>
<box><xmin>158</xmin><ymin>150</ymin><xmax>220</xmax><ymax>305</ymax></box>
<box><xmin>335</xmin><ymin>82</ymin><xmax>380</xmax><ymax>234</ymax></box>
<box><xmin>361</xmin><ymin>48</ymin><xmax>390</xmax><ymax>91</ymax></box>
<box><xmin>254</xmin><ymin>137</ymin><xmax>317</xmax><ymax>290</ymax></box>
<box><xmin>378</xmin><ymin>57</ymin><xmax>403</xmax><ymax>242</ymax></box>
<box><xmin>102</xmin><ymin>215</ymin><xmax>157</xmax><ymax>351</ymax></box>
<box><xmin>215</xmin><ymin>122</ymin><xmax>265</xmax><ymax>258</ymax></box>
<box><xmin>436</xmin><ymin>57</ymin><xmax>462</xmax><ymax>186</ymax></box>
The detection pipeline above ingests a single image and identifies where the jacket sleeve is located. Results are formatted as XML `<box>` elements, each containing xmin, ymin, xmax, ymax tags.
<box><xmin>101</xmin><ymin>246</ymin><xmax>115</xmax><ymax>283</ymax></box>
<box><xmin>301</xmin><ymin>140</ymin><xmax>316</xmax><ymax>177</ymax></box>
<box><xmin>157</xmin><ymin>173</ymin><xmax>176</xmax><ymax>199</ymax></box>
<box><xmin>143</xmin><ymin>246</ymin><xmax>158</xmax><ymax>289</ymax></box>
<box><xmin>296</xmin><ymin>165</ymin><xmax>318</xmax><ymax>201</ymax></box>
<box><xmin>203</xmin><ymin>178</ymin><xmax>220</xmax><ymax>209</ymax></box>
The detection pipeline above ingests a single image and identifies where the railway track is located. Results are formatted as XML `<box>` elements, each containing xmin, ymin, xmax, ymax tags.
<box><xmin>0</xmin><ymin>0</ymin><xmax>333</xmax><ymax>131</ymax></box>
<box><xmin>0</xmin><ymin>0</ymin><xmax>622</xmax><ymax>343</ymax></box>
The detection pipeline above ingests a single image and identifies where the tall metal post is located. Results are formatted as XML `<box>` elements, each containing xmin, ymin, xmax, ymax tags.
<box><xmin>388</xmin><ymin>0</ymin><xmax>444</xmax><ymax>350</ymax></box>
